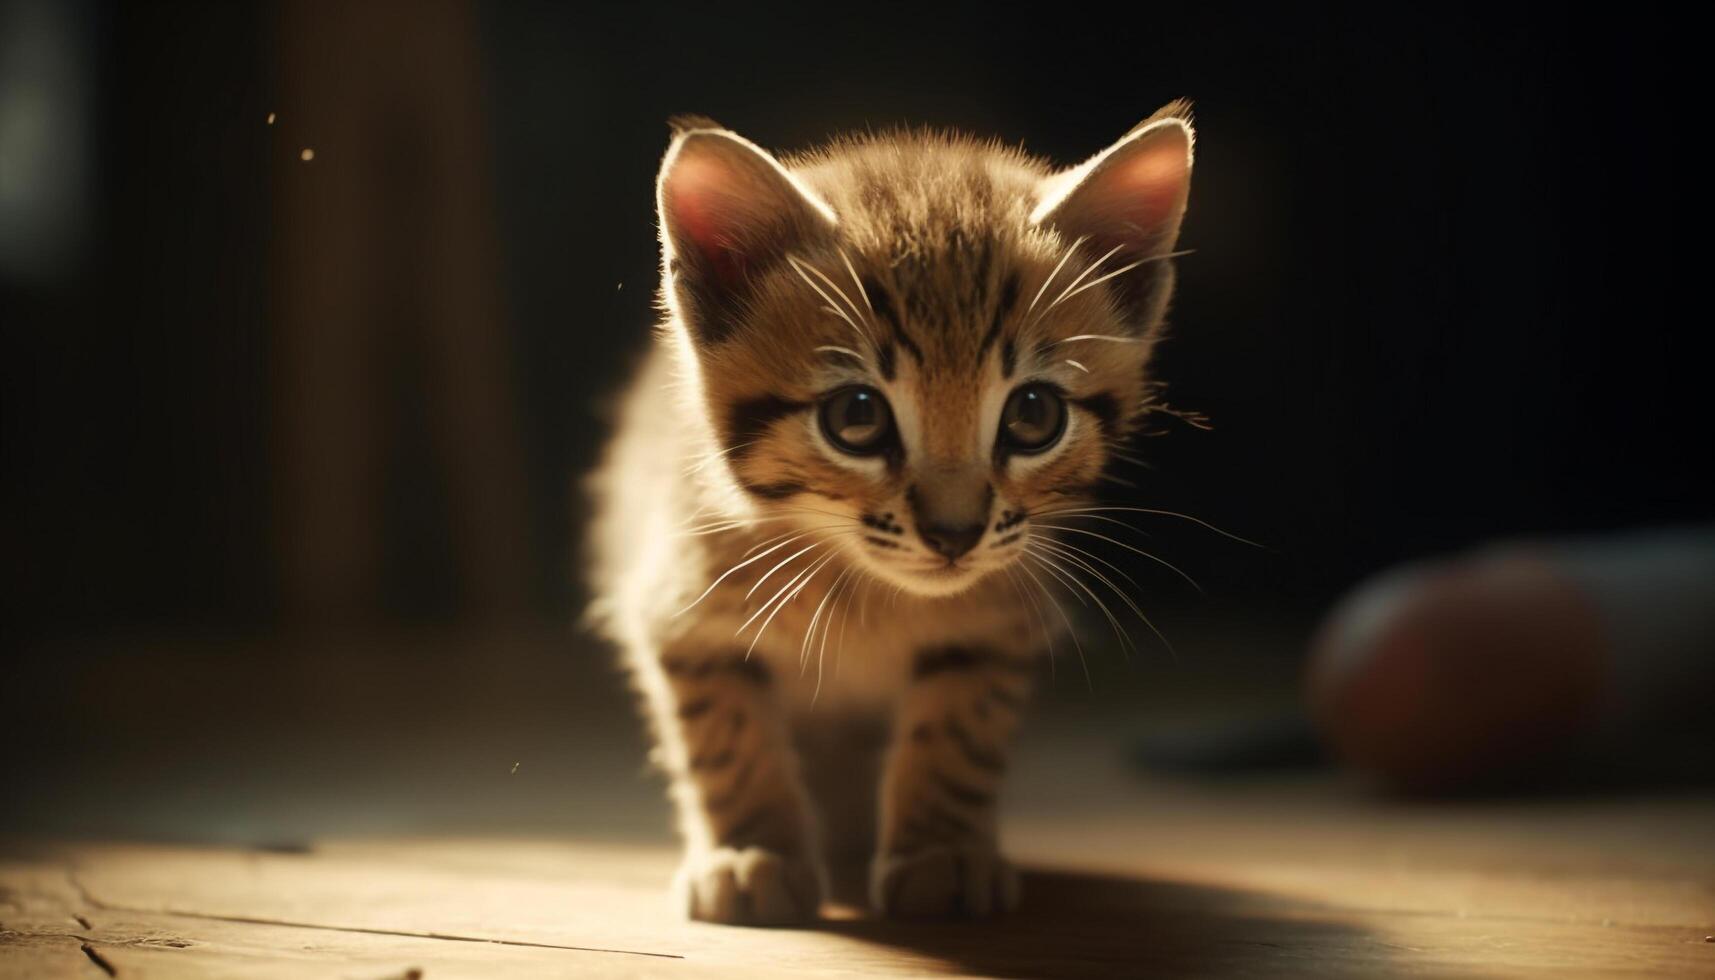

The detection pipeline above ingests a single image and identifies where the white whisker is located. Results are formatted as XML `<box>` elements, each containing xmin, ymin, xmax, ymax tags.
<box><xmin>743</xmin><ymin>540</ymin><xmax>823</xmax><ymax>601</ymax></box>
<box><xmin>814</xmin><ymin>345</ymin><xmax>869</xmax><ymax>366</ymax></box>
<box><xmin>744</xmin><ymin>550</ymin><xmax>838</xmax><ymax>658</ymax></box>
<box><xmin>1014</xmin><ymin>558</ymin><xmax>1089</xmax><ymax>689</ymax></box>
<box><xmin>1035</xmin><ymin>537</ymin><xmax>1155</xmax><ymax>634</ymax></box>
<box><xmin>676</xmin><ymin>529</ymin><xmax>821</xmax><ymax>617</ymax></box>
<box><xmin>1046</xmin><ymin>243</ymin><xmax>1126</xmax><ymax>313</ymax></box>
<box><xmin>801</xmin><ymin>562</ymin><xmax>853</xmax><ymax>673</ymax></box>
<box><xmin>1058</xmin><ymin>249</ymin><xmax>1195</xmax><ymax>306</ymax></box>
<box><xmin>790</xmin><ymin>254</ymin><xmax>873</xmax><ymax>343</ymax></box>
<box><xmin>1049</xmin><ymin>334</ymin><xmax>1143</xmax><ymax>347</ymax></box>
<box><xmin>1031</xmin><ymin>506</ymin><xmax>1266</xmax><ymax>550</ymax></box>
<box><xmin>1023</xmin><ymin>235</ymin><xmax>1088</xmax><ymax>319</ymax></box>
<box><xmin>809</xmin><ymin>564</ymin><xmax>857</xmax><ymax>706</ymax></box>
<box><xmin>1035</xmin><ymin>522</ymin><xmax>1207</xmax><ymax>596</ymax></box>
<box><xmin>1035</xmin><ymin>537</ymin><xmax>1177</xmax><ymax>659</ymax></box>
<box><xmin>838</xmin><ymin>249</ymin><xmax>875</xmax><ymax>315</ymax></box>
<box><xmin>788</xmin><ymin>254</ymin><xmax>869</xmax><ymax>342</ymax></box>
<box><xmin>833</xmin><ymin>567</ymin><xmax>866</xmax><ymax>682</ymax></box>
<box><xmin>1004</xmin><ymin>565</ymin><xmax>1055</xmax><ymax>678</ymax></box>
<box><xmin>1026</xmin><ymin>547</ymin><xmax>1134</xmax><ymax>657</ymax></box>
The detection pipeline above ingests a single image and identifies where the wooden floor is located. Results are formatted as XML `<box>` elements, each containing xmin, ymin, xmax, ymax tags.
<box><xmin>7</xmin><ymin>787</ymin><xmax>1714</xmax><ymax>977</ymax></box>
<box><xmin>4</xmin><ymin>629</ymin><xmax>1713</xmax><ymax>976</ymax></box>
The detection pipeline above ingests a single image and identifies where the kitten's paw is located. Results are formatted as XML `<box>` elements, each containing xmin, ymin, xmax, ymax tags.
<box><xmin>676</xmin><ymin>847</ymin><xmax>821</xmax><ymax>926</ymax></box>
<box><xmin>871</xmin><ymin>844</ymin><xmax>1020</xmax><ymax>918</ymax></box>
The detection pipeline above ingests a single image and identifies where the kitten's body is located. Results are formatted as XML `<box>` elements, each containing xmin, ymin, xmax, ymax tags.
<box><xmin>591</xmin><ymin>107</ymin><xmax>1195</xmax><ymax>923</ymax></box>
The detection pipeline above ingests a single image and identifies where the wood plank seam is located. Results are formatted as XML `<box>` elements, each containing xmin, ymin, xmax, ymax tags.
<box><xmin>63</xmin><ymin>869</ymin><xmax>685</xmax><ymax>963</ymax></box>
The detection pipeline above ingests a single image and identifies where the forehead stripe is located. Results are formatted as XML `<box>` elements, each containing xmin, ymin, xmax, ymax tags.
<box><xmin>863</xmin><ymin>276</ymin><xmax>924</xmax><ymax>364</ymax></box>
<box><xmin>977</xmin><ymin>272</ymin><xmax>1021</xmax><ymax>362</ymax></box>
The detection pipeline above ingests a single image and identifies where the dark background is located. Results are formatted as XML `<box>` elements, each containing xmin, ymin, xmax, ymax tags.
<box><xmin>2</xmin><ymin>2</ymin><xmax>1709</xmax><ymax>841</ymax></box>
<box><xmin>5</xmin><ymin>2</ymin><xmax>1704</xmax><ymax>644</ymax></box>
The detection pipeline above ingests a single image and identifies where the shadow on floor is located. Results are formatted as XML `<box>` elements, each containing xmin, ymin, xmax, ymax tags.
<box><xmin>816</xmin><ymin>866</ymin><xmax>1394</xmax><ymax>979</ymax></box>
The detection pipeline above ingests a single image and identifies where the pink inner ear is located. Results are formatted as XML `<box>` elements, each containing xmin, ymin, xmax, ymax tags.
<box><xmin>1052</xmin><ymin>125</ymin><xmax>1191</xmax><ymax>252</ymax></box>
<box><xmin>1105</xmin><ymin>134</ymin><xmax>1190</xmax><ymax>232</ymax></box>
<box><xmin>665</xmin><ymin>154</ymin><xmax>747</xmax><ymax>283</ymax></box>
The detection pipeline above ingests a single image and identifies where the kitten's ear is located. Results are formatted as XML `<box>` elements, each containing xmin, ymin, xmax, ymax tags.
<box><xmin>1031</xmin><ymin>101</ymin><xmax>1195</xmax><ymax>328</ymax></box>
<box><xmin>657</xmin><ymin>121</ymin><xmax>836</xmax><ymax>343</ymax></box>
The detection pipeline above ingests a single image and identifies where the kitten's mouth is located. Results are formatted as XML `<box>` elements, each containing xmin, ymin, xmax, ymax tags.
<box><xmin>874</xmin><ymin>555</ymin><xmax>993</xmax><ymax>597</ymax></box>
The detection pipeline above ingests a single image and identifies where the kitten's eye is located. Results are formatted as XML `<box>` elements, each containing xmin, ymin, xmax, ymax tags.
<box><xmin>1000</xmin><ymin>384</ymin><xmax>1066</xmax><ymax>453</ymax></box>
<box><xmin>819</xmin><ymin>386</ymin><xmax>894</xmax><ymax>455</ymax></box>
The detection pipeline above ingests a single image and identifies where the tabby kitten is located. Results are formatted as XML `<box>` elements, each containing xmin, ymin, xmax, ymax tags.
<box><xmin>590</xmin><ymin>101</ymin><xmax>1195</xmax><ymax>924</ymax></box>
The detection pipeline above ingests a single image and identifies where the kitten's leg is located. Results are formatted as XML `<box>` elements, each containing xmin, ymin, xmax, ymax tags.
<box><xmin>646</xmin><ymin>642</ymin><xmax>820</xmax><ymax>925</ymax></box>
<box><xmin>871</xmin><ymin>645</ymin><xmax>1034</xmax><ymax>918</ymax></box>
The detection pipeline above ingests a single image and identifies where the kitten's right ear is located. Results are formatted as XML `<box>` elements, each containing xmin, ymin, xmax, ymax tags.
<box><xmin>657</xmin><ymin>122</ymin><xmax>836</xmax><ymax>343</ymax></box>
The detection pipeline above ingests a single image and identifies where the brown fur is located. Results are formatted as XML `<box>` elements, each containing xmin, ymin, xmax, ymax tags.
<box><xmin>590</xmin><ymin>103</ymin><xmax>1195</xmax><ymax>923</ymax></box>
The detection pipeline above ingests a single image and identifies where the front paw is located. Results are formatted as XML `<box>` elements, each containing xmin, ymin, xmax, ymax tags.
<box><xmin>872</xmin><ymin>844</ymin><xmax>1020</xmax><ymax>918</ymax></box>
<box><xmin>676</xmin><ymin>846</ymin><xmax>821</xmax><ymax>926</ymax></box>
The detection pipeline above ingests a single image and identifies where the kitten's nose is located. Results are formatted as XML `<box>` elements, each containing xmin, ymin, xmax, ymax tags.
<box><xmin>918</xmin><ymin>522</ymin><xmax>985</xmax><ymax>562</ymax></box>
<box><xmin>908</xmin><ymin>471</ymin><xmax>992</xmax><ymax>563</ymax></box>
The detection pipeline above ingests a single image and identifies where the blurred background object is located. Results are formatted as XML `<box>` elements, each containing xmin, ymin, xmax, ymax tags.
<box><xmin>1308</xmin><ymin>528</ymin><xmax>1715</xmax><ymax>794</ymax></box>
<box><xmin>1</xmin><ymin>0</ymin><xmax>1710</xmax><ymax>836</ymax></box>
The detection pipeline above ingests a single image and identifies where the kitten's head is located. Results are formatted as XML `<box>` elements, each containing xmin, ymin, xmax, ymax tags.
<box><xmin>657</xmin><ymin>104</ymin><xmax>1194</xmax><ymax>597</ymax></box>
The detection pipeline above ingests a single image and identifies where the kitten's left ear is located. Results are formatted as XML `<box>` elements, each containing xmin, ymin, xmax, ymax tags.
<box><xmin>1032</xmin><ymin>101</ymin><xmax>1195</xmax><ymax>329</ymax></box>
<box><xmin>657</xmin><ymin>120</ymin><xmax>837</xmax><ymax>344</ymax></box>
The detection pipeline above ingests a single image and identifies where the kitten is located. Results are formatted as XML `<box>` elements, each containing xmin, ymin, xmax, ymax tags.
<box><xmin>590</xmin><ymin>101</ymin><xmax>1195</xmax><ymax>924</ymax></box>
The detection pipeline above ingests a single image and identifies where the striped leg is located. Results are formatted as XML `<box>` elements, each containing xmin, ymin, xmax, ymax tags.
<box><xmin>871</xmin><ymin>645</ymin><xmax>1033</xmax><ymax>918</ymax></box>
<box><xmin>653</xmin><ymin>646</ymin><xmax>821</xmax><ymax>925</ymax></box>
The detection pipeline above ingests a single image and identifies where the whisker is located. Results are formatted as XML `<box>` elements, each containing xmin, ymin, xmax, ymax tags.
<box><xmin>1064</xmin><ymin>359</ymin><xmax>1090</xmax><ymax>374</ymax></box>
<box><xmin>1004</xmin><ymin>565</ymin><xmax>1055</xmax><ymax>679</ymax></box>
<box><xmin>1030</xmin><ymin>506</ymin><xmax>1266</xmax><ymax>550</ymax></box>
<box><xmin>1014</xmin><ymin>557</ymin><xmax>1090</xmax><ymax>689</ymax></box>
<box><xmin>801</xmin><ymin>562</ymin><xmax>853</xmax><ymax>673</ymax></box>
<box><xmin>1056</xmin><ymin>248</ymin><xmax>1196</xmax><ymax>306</ymax></box>
<box><xmin>744</xmin><ymin>550</ymin><xmax>839</xmax><ymax>658</ymax></box>
<box><xmin>1034</xmin><ymin>536</ymin><xmax>1158</xmax><ymax>637</ymax></box>
<box><xmin>787</xmin><ymin>255</ymin><xmax>870</xmax><ymax>343</ymax></box>
<box><xmin>1105</xmin><ymin>448</ymin><xmax>1153</xmax><ymax>469</ymax></box>
<box><xmin>1022</xmin><ymin>549</ymin><xmax>1088</xmax><ymax>608</ymax></box>
<box><xmin>1025</xmin><ymin>547</ymin><xmax>1135</xmax><ymax>658</ymax></box>
<box><xmin>739</xmin><ymin>526</ymin><xmax>807</xmax><ymax>559</ymax></box>
<box><xmin>1045</xmin><ymin>242</ymin><xmax>1126</xmax><ymax>314</ymax></box>
<box><xmin>682</xmin><ymin>441</ymin><xmax>756</xmax><ymax>476</ymax></box>
<box><xmin>810</xmin><ymin>564</ymin><xmax>857</xmax><ymax>705</ymax></box>
<box><xmin>1033</xmin><ymin>538</ymin><xmax>1177</xmax><ymax>660</ymax></box>
<box><xmin>800</xmin><ymin>257</ymin><xmax>870</xmax><ymax>327</ymax></box>
<box><xmin>789</xmin><ymin>254</ymin><xmax>873</xmax><ymax>343</ymax></box>
<box><xmin>1035</xmin><ymin>522</ymin><xmax>1207</xmax><ymax>596</ymax></box>
<box><xmin>1034</xmin><ymin>535</ymin><xmax>1147</xmax><ymax>600</ymax></box>
<box><xmin>1048</xmin><ymin>334</ymin><xmax>1144</xmax><ymax>347</ymax></box>
<box><xmin>814</xmin><ymin>345</ymin><xmax>870</xmax><ymax>367</ymax></box>
<box><xmin>736</xmin><ymin>554</ymin><xmax>817</xmax><ymax>638</ymax></box>
<box><xmin>676</xmin><ymin>529</ymin><xmax>824</xmax><ymax>617</ymax></box>
<box><xmin>743</xmin><ymin>540</ymin><xmax>825</xmax><ymax>601</ymax></box>
<box><xmin>1023</xmin><ymin>235</ymin><xmax>1089</xmax><ymax>320</ymax></box>
<box><xmin>838</xmin><ymin>249</ymin><xmax>875</xmax><ymax>315</ymax></box>
<box><xmin>836</xmin><ymin>570</ymin><xmax>863</xmax><ymax>662</ymax></box>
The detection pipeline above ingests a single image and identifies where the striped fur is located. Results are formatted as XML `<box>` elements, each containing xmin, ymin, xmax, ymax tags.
<box><xmin>589</xmin><ymin>103</ymin><xmax>1195</xmax><ymax>924</ymax></box>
